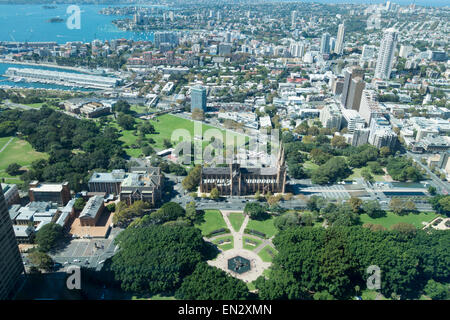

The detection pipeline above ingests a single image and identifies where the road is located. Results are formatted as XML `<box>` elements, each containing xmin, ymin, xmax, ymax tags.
<box><xmin>407</xmin><ymin>151</ymin><xmax>449</xmax><ymax>194</ymax></box>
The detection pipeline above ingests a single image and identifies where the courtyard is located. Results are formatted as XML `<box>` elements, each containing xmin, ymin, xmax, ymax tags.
<box><xmin>205</xmin><ymin>210</ymin><xmax>276</xmax><ymax>283</ymax></box>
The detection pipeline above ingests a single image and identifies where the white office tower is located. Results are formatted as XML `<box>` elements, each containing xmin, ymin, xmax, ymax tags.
<box><xmin>399</xmin><ymin>45</ymin><xmax>413</xmax><ymax>58</ymax></box>
<box><xmin>385</xmin><ymin>1</ymin><xmax>391</xmax><ymax>11</ymax></box>
<box><xmin>290</xmin><ymin>41</ymin><xmax>304</xmax><ymax>58</ymax></box>
<box><xmin>217</xmin><ymin>11</ymin><xmax>221</xmax><ymax>21</ymax></box>
<box><xmin>291</xmin><ymin>11</ymin><xmax>297</xmax><ymax>28</ymax></box>
<box><xmin>359</xmin><ymin>89</ymin><xmax>384</xmax><ymax>125</ymax></box>
<box><xmin>329</xmin><ymin>37</ymin><xmax>336</xmax><ymax>53</ymax></box>
<box><xmin>303</xmin><ymin>52</ymin><xmax>314</xmax><ymax>63</ymax></box>
<box><xmin>320</xmin><ymin>33</ymin><xmax>331</xmax><ymax>54</ymax></box>
<box><xmin>352</xmin><ymin>127</ymin><xmax>370</xmax><ymax>147</ymax></box>
<box><xmin>320</xmin><ymin>104</ymin><xmax>343</xmax><ymax>130</ymax></box>
<box><xmin>375</xmin><ymin>28</ymin><xmax>398</xmax><ymax>80</ymax></box>
<box><xmin>334</xmin><ymin>23</ymin><xmax>345</xmax><ymax>55</ymax></box>
<box><xmin>341</xmin><ymin>108</ymin><xmax>365</xmax><ymax>134</ymax></box>
<box><xmin>368</xmin><ymin>116</ymin><xmax>398</xmax><ymax>150</ymax></box>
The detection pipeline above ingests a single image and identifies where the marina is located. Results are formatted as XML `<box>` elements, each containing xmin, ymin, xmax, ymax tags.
<box><xmin>4</xmin><ymin>67</ymin><xmax>122</xmax><ymax>90</ymax></box>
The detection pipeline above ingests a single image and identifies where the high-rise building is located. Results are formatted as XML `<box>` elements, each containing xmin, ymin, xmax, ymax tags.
<box><xmin>341</xmin><ymin>66</ymin><xmax>365</xmax><ymax>108</ymax></box>
<box><xmin>368</xmin><ymin>116</ymin><xmax>398</xmax><ymax>151</ymax></box>
<box><xmin>359</xmin><ymin>89</ymin><xmax>384</xmax><ymax>125</ymax></box>
<box><xmin>191</xmin><ymin>85</ymin><xmax>207</xmax><ymax>112</ymax></box>
<box><xmin>291</xmin><ymin>11</ymin><xmax>297</xmax><ymax>28</ymax></box>
<box><xmin>341</xmin><ymin>108</ymin><xmax>365</xmax><ymax>133</ymax></box>
<box><xmin>320</xmin><ymin>104</ymin><xmax>343</xmax><ymax>130</ymax></box>
<box><xmin>346</xmin><ymin>77</ymin><xmax>365</xmax><ymax>111</ymax></box>
<box><xmin>0</xmin><ymin>185</ymin><xmax>24</xmax><ymax>299</ymax></box>
<box><xmin>352</xmin><ymin>128</ymin><xmax>370</xmax><ymax>147</ymax></box>
<box><xmin>399</xmin><ymin>45</ymin><xmax>413</xmax><ymax>58</ymax></box>
<box><xmin>329</xmin><ymin>37</ymin><xmax>336</xmax><ymax>53</ymax></box>
<box><xmin>320</xmin><ymin>32</ymin><xmax>331</xmax><ymax>54</ymax></box>
<box><xmin>334</xmin><ymin>22</ymin><xmax>345</xmax><ymax>55</ymax></box>
<box><xmin>375</xmin><ymin>28</ymin><xmax>398</xmax><ymax>80</ymax></box>
<box><xmin>289</xmin><ymin>41</ymin><xmax>305</xmax><ymax>58</ymax></box>
<box><xmin>154</xmin><ymin>31</ymin><xmax>179</xmax><ymax>49</ymax></box>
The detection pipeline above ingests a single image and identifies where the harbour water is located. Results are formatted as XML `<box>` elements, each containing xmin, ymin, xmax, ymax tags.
<box><xmin>0</xmin><ymin>4</ymin><xmax>158</xmax><ymax>43</ymax></box>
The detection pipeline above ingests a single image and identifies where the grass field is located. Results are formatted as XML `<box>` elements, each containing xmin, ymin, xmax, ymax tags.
<box><xmin>258</xmin><ymin>246</ymin><xmax>277</xmax><ymax>263</ymax></box>
<box><xmin>195</xmin><ymin>209</ymin><xmax>228</xmax><ymax>237</ymax></box>
<box><xmin>246</xmin><ymin>217</ymin><xmax>278</xmax><ymax>239</ymax></box>
<box><xmin>212</xmin><ymin>235</ymin><xmax>234</xmax><ymax>251</ymax></box>
<box><xmin>0</xmin><ymin>137</ymin><xmax>48</xmax><ymax>183</ymax></box>
<box><xmin>228</xmin><ymin>212</ymin><xmax>245</xmax><ymax>232</ymax></box>
<box><xmin>303</xmin><ymin>160</ymin><xmax>319</xmax><ymax>172</ymax></box>
<box><xmin>112</xmin><ymin>113</ymin><xmax>247</xmax><ymax>158</ymax></box>
<box><xmin>242</xmin><ymin>236</ymin><xmax>262</xmax><ymax>251</ymax></box>
<box><xmin>348</xmin><ymin>166</ymin><xmax>386</xmax><ymax>182</ymax></box>
<box><xmin>359</xmin><ymin>211</ymin><xmax>439</xmax><ymax>229</ymax></box>
<box><xmin>246</xmin><ymin>281</ymin><xmax>256</xmax><ymax>291</ymax></box>
<box><xmin>262</xmin><ymin>268</ymin><xmax>272</xmax><ymax>279</ymax></box>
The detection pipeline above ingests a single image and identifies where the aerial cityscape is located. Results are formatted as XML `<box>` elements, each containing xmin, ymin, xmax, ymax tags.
<box><xmin>0</xmin><ymin>0</ymin><xmax>449</xmax><ymax>307</ymax></box>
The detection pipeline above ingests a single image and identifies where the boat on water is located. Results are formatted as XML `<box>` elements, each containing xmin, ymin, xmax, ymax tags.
<box><xmin>47</xmin><ymin>17</ymin><xmax>64</xmax><ymax>23</ymax></box>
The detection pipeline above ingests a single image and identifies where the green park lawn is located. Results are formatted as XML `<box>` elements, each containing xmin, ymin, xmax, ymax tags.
<box><xmin>0</xmin><ymin>137</ymin><xmax>48</xmax><ymax>183</ymax></box>
<box><xmin>262</xmin><ymin>268</ymin><xmax>272</xmax><ymax>279</ymax></box>
<box><xmin>246</xmin><ymin>281</ymin><xmax>256</xmax><ymax>291</ymax></box>
<box><xmin>195</xmin><ymin>209</ymin><xmax>228</xmax><ymax>237</ymax></box>
<box><xmin>242</xmin><ymin>236</ymin><xmax>262</xmax><ymax>251</ymax></box>
<box><xmin>348</xmin><ymin>166</ymin><xmax>386</xmax><ymax>182</ymax></box>
<box><xmin>228</xmin><ymin>212</ymin><xmax>245</xmax><ymax>231</ymax></box>
<box><xmin>258</xmin><ymin>245</ymin><xmax>277</xmax><ymax>263</ymax></box>
<box><xmin>246</xmin><ymin>216</ymin><xmax>278</xmax><ymax>239</ymax></box>
<box><xmin>212</xmin><ymin>235</ymin><xmax>234</xmax><ymax>251</ymax></box>
<box><xmin>359</xmin><ymin>211</ymin><xmax>439</xmax><ymax>229</ymax></box>
<box><xmin>111</xmin><ymin>113</ymin><xmax>247</xmax><ymax>158</ymax></box>
<box><xmin>303</xmin><ymin>160</ymin><xmax>319</xmax><ymax>172</ymax></box>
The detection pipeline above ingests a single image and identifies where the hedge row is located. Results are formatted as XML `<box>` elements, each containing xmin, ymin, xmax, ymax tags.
<box><xmin>207</xmin><ymin>228</ymin><xmax>230</xmax><ymax>238</ymax></box>
<box><xmin>244</xmin><ymin>228</ymin><xmax>266</xmax><ymax>239</ymax></box>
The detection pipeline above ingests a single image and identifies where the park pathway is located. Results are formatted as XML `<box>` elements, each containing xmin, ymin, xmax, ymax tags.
<box><xmin>207</xmin><ymin>210</ymin><xmax>272</xmax><ymax>283</ymax></box>
<box><xmin>220</xmin><ymin>211</ymin><xmax>250</xmax><ymax>251</ymax></box>
<box><xmin>0</xmin><ymin>137</ymin><xmax>14</xmax><ymax>153</ymax></box>
<box><xmin>253</xmin><ymin>236</ymin><xmax>275</xmax><ymax>254</ymax></box>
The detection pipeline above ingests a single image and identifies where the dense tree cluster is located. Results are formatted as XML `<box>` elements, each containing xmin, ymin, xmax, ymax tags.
<box><xmin>182</xmin><ymin>165</ymin><xmax>202</xmax><ymax>191</ymax></box>
<box><xmin>175</xmin><ymin>263</ymin><xmax>249</xmax><ymax>300</ymax></box>
<box><xmin>311</xmin><ymin>157</ymin><xmax>351</xmax><ymax>185</ymax></box>
<box><xmin>386</xmin><ymin>156</ymin><xmax>423</xmax><ymax>182</ymax></box>
<box><xmin>111</xmin><ymin>225</ymin><xmax>210</xmax><ymax>294</ymax></box>
<box><xmin>0</xmin><ymin>107</ymin><xmax>127</xmax><ymax>191</ymax></box>
<box><xmin>34</xmin><ymin>222</ymin><xmax>64</xmax><ymax>252</ymax></box>
<box><xmin>429</xmin><ymin>195</ymin><xmax>450</xmax><ymax>217</ymax></box>
<box><xmin>256</xmin><ymin>226</ymin><xmax>450</xmax><ymax>300</ymax></box>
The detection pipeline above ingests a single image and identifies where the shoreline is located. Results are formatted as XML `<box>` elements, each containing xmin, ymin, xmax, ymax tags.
<box><xmin>0</xmin><ymin>59</ymin><xmax>101</xmax><ymax>75</ymax></box>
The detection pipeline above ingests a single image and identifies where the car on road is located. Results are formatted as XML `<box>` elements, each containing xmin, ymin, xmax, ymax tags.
<box><xmin>73</xmin><ymin>259</ymin><xmax>80</xmax><ymax>263</ymax></box>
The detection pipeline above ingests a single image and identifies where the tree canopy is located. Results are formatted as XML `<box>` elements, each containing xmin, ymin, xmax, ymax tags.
<box><xmin>175</xmin><ymin>263</ymin><xmax>249</xmax><ymax>300</ymax></box>
<box><xmin>111</xmin><ymin>225</ymin><xmax>210</xmax><ymax>294</ymax></box>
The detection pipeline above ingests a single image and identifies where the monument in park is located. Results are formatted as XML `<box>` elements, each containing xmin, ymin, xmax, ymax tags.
<box><xmin>228</xmin><ymin>256</ymin><xmax>251</xmax><ymax>274</ymax></box>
